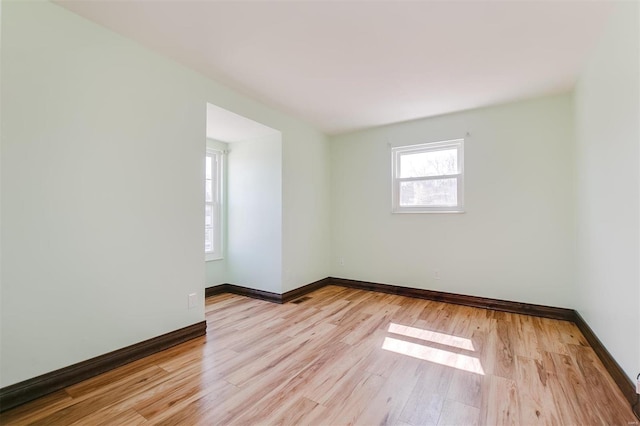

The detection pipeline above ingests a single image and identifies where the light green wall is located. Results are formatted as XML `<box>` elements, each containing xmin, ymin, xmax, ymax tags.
<box><xmin>282</xmin><ymin>128</ymin><xmax>331</xmax><ymax>292</ymax></box>
<box><xmin>574</xmin><ymin>2</ymin><xmax>639</xmax><ymax>381</ymax></box>
<box><xmin>330</xmin><ymin>94</ymin><xmax>576</xmax><ymax>307</ymax></box>
<box><xmin>227</xmin><ymin>134</ymin><xmax>283</xmax><ymax>293</ymax></box>
<box><xmin>3</xmin><ymin>0</ymin><xmax>635</xmax><ymax>391</ymax></box>
<box><xmin>0</xmin><ymin>0</ymin><xmax>330</xmax><ymax>387</ymax></box>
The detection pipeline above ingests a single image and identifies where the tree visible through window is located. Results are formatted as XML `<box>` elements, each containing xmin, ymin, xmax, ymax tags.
<box><xmin>392</xmin><ymin>139</ymin><xmax>464</xmax><ymax>213</ymax></box>
<box><xmin>205</xmin><ymin>149</ymin><xmax>223</xmax><ymax>259</ymax></box>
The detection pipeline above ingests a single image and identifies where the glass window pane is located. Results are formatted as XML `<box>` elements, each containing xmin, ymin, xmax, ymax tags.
<box><xmin>206</xmin><ymin>155</ymin><xmax>212</xmax><ymax>180</ymax></box>
<box><xmin>205</xmin><ymin>205</ymin><xmax>213</xmax><ymax>227</ymax></box>
<box><xmin>205</xmin><ymin>227</ymin><xmax>213</xmax><ymax>252</ymax></box>
<box><xmin>400</xmin><ymin>149</ymin><xmax>458</xmax><ymax>178</ymax></box>
<box><xmin>399</xmin><ymin>178</ymin><xmax>458</xmax><ymax>207</ymax></box>
<box><xmin>205</xmin><ymin>178</ymin><xmax>213</xmax><ymax>203</ymax></box>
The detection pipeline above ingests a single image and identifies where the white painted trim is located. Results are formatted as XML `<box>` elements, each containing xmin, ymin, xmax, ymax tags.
<box><xmin>391</xmin><ymin>139</ymin><xmax>465</xmax><ymax>213</ymax></box>
<box><xmin>205</xmin><ymin>148</ymin><xmax>224</xmax><ymax>260</ymax></box>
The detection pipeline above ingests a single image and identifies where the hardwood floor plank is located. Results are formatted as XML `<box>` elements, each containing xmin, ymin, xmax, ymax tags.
<box><xmin>214</xmin><ymin>357</ymin><xmax>314</xmax><ymax>425</ymax></box>
<box><xmin>437</xmin><ymin>399</ymin><xmax>480</xmax><ymax>426</ymax></box>
<box><xmin>512</xmin><ymin>315</ymin><xmax>543</xmax><ymax>360</ymax></box>
<box><xmin>1</xmin><ymin>287</ymin><xmax>635</xmax><ymax>425</ymax></box>
<box><xmin>547</xmin><ymin>351</ymin><xmax>605</xmax><ymax>425</ymax></box>
<box><xmin>556</xmin><ymin>320</ymin><xmax>589</xmax><ymax>346</ymax></box>
<box><xmin>491</xmin><ymin>320</ymin><xmax>517</xmax><ymax>380</ymax></box>
<box><xmin>29</xmin><ymin>366</ymin><xmax>170</xmax><ymax>426</ymax></box>
<box><xmin>480</xmin><ymin>375</ymin><xmax>520</xmax><ymax>425</ymax></box>
<box><xmin>69</xmin><ymin>407</ymin><xmax>148</xmax><ymax>426</ymax></box>
<box><xmin>0</xmin><ymin>390</ymin><xmax>73</xmax><ymax>426</ymax></box>
<box><xmin>533</xmin><ymin>317</ymin><xmax>570</xmax><ymax>355</ymax></box>
<box><xmin>321</xmin><ymin>371</ymin><xmax>386</xmax><ymax>425</ymax></box>
<box><xmin>356</xmin><ymin>359</ymin><xmax>424</xmax><ymax>425</ymax></box>
<box><xmin>446</xmin><ymin>368</ymin><xmax>482</xmax><ymax>409</ymax></box>
<box><xmin>132</xmin><ymin>358</ymin><xmax>232</xmax><ymax>421</ymax></box>
<box><xmin>567</xmin><ymin>343</ymin><xmax>632</xmax><ymax>422</ymax></box>
<box><xmin>398</xmin><ymin>358</ymin><xmax>454</xmax><ymax>426</ymax></box>
<box><xmin>262</xmin><ymin>396</ymin><xmax>319</xmax><ymax>425</ymax></box>
<box><xmin>228</xmin><ymin>342</ymin><xmax>349</xmax><ymax>424</ymax></box>
<box><xmin>150</xmin><ymin>381</ymin><xmax>238</xmax><ymax>426</ymax></box>
<box><xmin>224</xmin><ymin>323</ymin><xmax>335</xmax><ymax>387</ymax></box>
<box><xmin>515</xmin><ymin>355</ymin><xmax>561</xmax><ymax>425</ymax></box>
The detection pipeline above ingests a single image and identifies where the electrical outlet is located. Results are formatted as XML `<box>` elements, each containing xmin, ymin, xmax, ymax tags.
<box><xmin>339</xmin><ymin>257</ymin><xmax>345</xmax><ymax>267</ymax></box>
<box><xmin>188</xmin><ymin>293</ymin><xmax>197</xmax><ymax>309</ymax></box>
<box><xmin>434</xmin><ymin>269</ymin><xmax>441</xmax><ymax>280</ymax></box>
<box><xmin>636</xmin><ymin>374</ymin><xmax>640</xmax><ymax>394</ymax></box>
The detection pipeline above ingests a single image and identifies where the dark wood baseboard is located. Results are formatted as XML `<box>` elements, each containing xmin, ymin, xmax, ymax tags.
<box><xmin>206</xmin><ymin>276</ymin><xmax>633</xmax><ymax>407</ymax></box>
<box><xmin>204</xmin><ymin>284</ymin><xmax>229</xmax><ymax>298</ymax></box>
<box><xmin>205</xmin><ymin>284</ymin><xmax>281</xmax><ymax>303</ymax></box>
<box><xmin>0</xmin><ymin>321</ymin><xmax>206</xmax><ymax>413</ymax></box>
<box><xmin>206</xmin><ymin>278</ymin><xmax>574</xmax><ymax>322</ymax></box>
<box><xmin>205</xmin><ymin>277</ymin><xmax>332</xmax><ymax>304</ymax></box>
<box><xmin>282</xmin><ymin>277</ymin><xmax>332</xmax><ymax>303</ymax></box>
<box><xmin>329</xmin><ymin>277</ymin><xmax>575</xmax><ymax>321</ymax></box>
<box><xmin>329</xmin><ymin>277</ymin><xmax>634</xmax><ymax>405</ymax></box>
<box><xmin>6</xmin><ymin>277</ymin><xmax>631</xmax><ymax>414</ymax></box>
<box><xmin>225</xmin><ymin>284</ymin><xmax>282</xmax><ymax>303</ymax></box>
<box><xmin>571</xmin><ymin>311</ymin><xmax>636</xmax><ymax>405</ymax></box>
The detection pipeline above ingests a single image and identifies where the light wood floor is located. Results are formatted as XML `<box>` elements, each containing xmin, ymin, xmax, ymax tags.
<box><xmin>1</xmin><ymin>285</ymin><xmax>636</xmax><ymax>425</ymax></box>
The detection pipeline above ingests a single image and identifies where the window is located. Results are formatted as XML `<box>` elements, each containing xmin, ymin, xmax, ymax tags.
<box><xmin>205</xmin><ymin>149</ymin><xmax>223</xmax><ymax>260</ymax></box>
<box><xmin>391</xmin><ymin>139</ymin><xmax>464</xmax><ymax>213</ymax></box>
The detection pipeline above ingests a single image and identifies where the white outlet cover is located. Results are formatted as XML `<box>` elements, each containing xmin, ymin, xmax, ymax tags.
<box><xmin>188</xmin><ymin>293</ymin><xmax>197</xmax><ymax>309</ymax></box>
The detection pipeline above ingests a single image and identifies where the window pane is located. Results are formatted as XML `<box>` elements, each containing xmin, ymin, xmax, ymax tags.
<box><xmin>205</xmin><ymin>227</ymin><xmax>213</xmax><ymax>252</ymax></box>
<box><xmin>400</xmin><ymin>149</ymin><xmax>458</xmax><ymax>178</ymax></box>
<box><xmin>400</xmin><ymin>178</ymin><xmax>458</xmax><ymax>207</ymax></box>
<box><xmin>205</xmin><ymin>178</ymin><xmax>213</xmax><ymax>203</ymax></box>
<box><xmin>206</xmin><ymin>155</ymin><xmax>212</xmax><ymax>180</ymax></box>
<box><xmin>205</xmin><ymin>205</ymin><xmax>213</xmax><ymax>227</ymax></box>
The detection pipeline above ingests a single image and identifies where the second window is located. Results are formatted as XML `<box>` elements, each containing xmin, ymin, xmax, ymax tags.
<box><xmin>391</xmin><ymin>139</ymin><xmax>464</xmax><ymax>213</ymax></box>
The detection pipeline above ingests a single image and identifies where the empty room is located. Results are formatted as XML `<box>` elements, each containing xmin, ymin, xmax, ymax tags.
<box><xmin>1</xmin><ymin>0</ymin><xmax>639</xmax><ymax>424</ymax></box>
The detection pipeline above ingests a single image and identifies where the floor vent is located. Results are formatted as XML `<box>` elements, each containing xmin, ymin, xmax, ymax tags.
<box><xmin>290</xmin><ymin>296</ymin><xmax>312</xmax><ymax>304</ymax></box>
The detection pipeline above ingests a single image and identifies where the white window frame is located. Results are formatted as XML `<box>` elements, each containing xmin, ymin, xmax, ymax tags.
<box><xmin>391</xmin><ymin>139</ymin><xmax>464</xmax><ymax>213</ymax></box>
<box><xmin>205</xmin><ymin>148</ymin><xmax>224</xmax><ymax>260</ymax></box>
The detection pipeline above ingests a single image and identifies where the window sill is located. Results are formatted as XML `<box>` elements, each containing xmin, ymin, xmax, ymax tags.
<box><xmin>392</xmin><ymin>210</ymin><xmax>465</xmax><ymax>214</ymax></box>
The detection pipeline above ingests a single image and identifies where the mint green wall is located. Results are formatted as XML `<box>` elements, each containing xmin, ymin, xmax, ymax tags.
<box><xmin>3</xmin><ymin>0</ymin><xmax>635</xmax><ymax>391</ymax></box>
<box><xmin>1</xmin><ymin>0</ymin><xmax>330</xmax><ymax>387</ymax></box>
<box><xmin>574</xmin><ymin>2</ymin><xmax>639</xmax><ymax>382</ymax></box>
<box><xmin>282</xmin><ymin>128</ymin><xmax>331</xmax><ymax>292</ymax></box>
<box><xmin>330</xmin><ymin>94</ymin><xmax>576</xmax><ymax>307</ymax></box>
<box><xmin>226</xmin><ymin>135</ymin><xmax>283</xmax><ymax>293</ymax></box>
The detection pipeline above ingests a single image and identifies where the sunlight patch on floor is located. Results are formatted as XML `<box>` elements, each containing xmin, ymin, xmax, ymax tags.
<box><xmin>382</xmin><ymin>337</ymin><xmax>485</xmax><ymax>375</ymax></box>
<box><xmin>388</xmin><ymin>322</ymin><xmax>475</xmax><ymax>351</ymax></box>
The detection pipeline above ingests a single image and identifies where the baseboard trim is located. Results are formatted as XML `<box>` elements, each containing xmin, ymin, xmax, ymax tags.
<box><xmin>205</xmin><ymin>278</ymin><xmax>332</xmax><ymax>304</ymax></box>
<box><xmin>7</xmin><ymin>278</ymin><xmax>631</xmax><ymax>413</ymax></box>
<box><xmin>571</xmin><ymin>311</ymin><xmax>635</xmax><ymax>405</ymax></box>
<box><xmin>282</xmin><ymin>277</ymin><xmax>333</xmax><ymax>303</ymax></box>
<box><xmin>205</xmin><ymin>284</ymin><xmax>282</xmax><ymax>303</ymax></box>
<box><xmin>207</xmin><ymin>276</ymin><xmax>634</xmax><ymax>409</ymax></box>
<box><xmin>330</xmin><ymin>277</ymin><xmax>575</xmax><ymax>321</ymax></box>
<box><xmin>0</xmin><ymin>321</ymin><xmax>207</xmax><ymax>413</ymax></box>
<box><xmin>204</xmin><ymin>284</ymin><xmax>229</xmax><ymax>298</ymax></box>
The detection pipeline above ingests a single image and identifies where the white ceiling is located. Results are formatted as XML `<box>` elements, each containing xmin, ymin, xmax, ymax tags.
<box><xmin>56</xmin><ymin>0</ymin><xmax>614</xmax><ymax>135</ymax></box>
<box><xmin>206</xmin><ymin>102</ymin><xmax>280</xmax><ymax>143</ymax></box>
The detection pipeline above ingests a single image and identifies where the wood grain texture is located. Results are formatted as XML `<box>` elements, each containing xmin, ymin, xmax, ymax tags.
<box><xmin>204</xmin><ymin>278</ymin><xmax>332</xmax><ymax>304</ymax></box>
<box><xmin>0</xmin><ymin>321</ymin><xmax>206</xmax><ymax>413</ymax></box>
<box><xmin>1</xmin><ymin>286</ymin><xmax>634</xmax><ymax>425</ymax></box>
<box><xmin>572</xmin><ymin>310</ymin><xmax>636</xmax><ymax>405</ymax></box>
<box><xmin>207</xmin><ymin>276</ymin><xmax>633</xmax><ymax>409</ymax></box>
<box><xmin>330</xmin><ymin>277</ymin><xmax>575</xmax><ymax>321</ymax></box>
